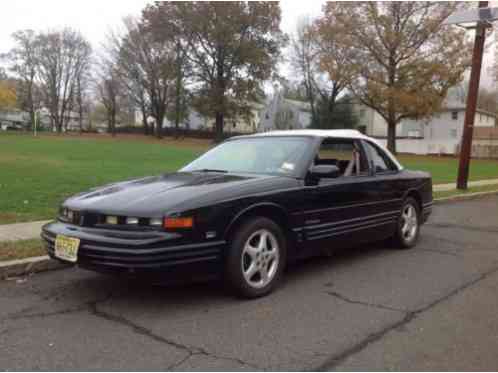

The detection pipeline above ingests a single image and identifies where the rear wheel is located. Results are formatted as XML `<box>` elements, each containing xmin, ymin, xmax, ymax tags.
<box><xmin>225</xmin><ymin>217</ymin><xmax>286</xmax><ymax>298</ymax></box>
<box><xmin>392</xmin><ymin>197</ymin><xmax>421</xmax><ymax>249</ymax></box>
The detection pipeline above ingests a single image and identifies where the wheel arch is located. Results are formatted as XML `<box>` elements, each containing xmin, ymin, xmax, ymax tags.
<box><xmin>403</xmin><ymin>188</ymin><xmax>422</xmax><ymax>212</ymax></box>
<box><xmin>224</xmin><ymin>202</ymin><xmax>293</xmax><ymax>243</ymax></box>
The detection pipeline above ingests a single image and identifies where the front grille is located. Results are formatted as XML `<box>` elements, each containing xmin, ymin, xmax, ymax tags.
<box><xmin>59</xmin><ymin>212</ymin><xmax>159</xmax><ymax>231</ymax></box>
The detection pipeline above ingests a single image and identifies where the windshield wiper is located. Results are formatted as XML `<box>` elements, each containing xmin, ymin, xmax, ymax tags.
<box><xmin>190</xmin><ymin>169</ymin><xmax>228</xmax><ymax>173</ymax></box>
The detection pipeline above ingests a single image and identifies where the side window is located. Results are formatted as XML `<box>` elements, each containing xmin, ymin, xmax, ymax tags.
<box><xmin>364</xmin><ymin>141</ymin><xmax>397</xmax><ymax>174</ymax></box>
<box><xmin>315</xmin><ymin>138</ymin><xmax>368</xmax><ymax>178</ymax></box>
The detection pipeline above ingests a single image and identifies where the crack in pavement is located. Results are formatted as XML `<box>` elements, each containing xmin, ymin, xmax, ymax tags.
<box><xmin>90</xmin><ymin>302</ymin><xmax>262</xmax><ymax>371</ymax></box>
<box><xmin>1</xmin><ymin>289</ymin><xmax>118</xmax><ymax>322</ymax></box>
<box><xmin>1</xmin><ymin>283</ymin><xmax>261</xmax><ymax>370</ymax></box>
<box><xmin>325</xmin><ymin>291</ymin><xmax>407</xmax><ymax>313</ymax></box>
<box><xmin>165</xmin><ymin>352</ymin><xmax>195</xmax><ymax>371</ymax></box>
<box><xmin>315</xmin><ymin>263</ymin><xmax>498</xmax><ymax>371</ymax></box>
<box><xmin>4</xmin><ymin>305</ymin><xmax>89</xmax><ymax>321</ymax></box>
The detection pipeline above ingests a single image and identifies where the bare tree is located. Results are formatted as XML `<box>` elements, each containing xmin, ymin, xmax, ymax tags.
<box><xmin>102</xmin><ymin>23</ymin><xmax>152</xmax><ymax>135</ymax></box>
<box><xmin>74</xmin><ymin>67</ymin><xmax>91</xmax><ymax>133</ymax></box>
<box><xmin>290</xmin><ymin>17</ymin><xmax>356</xmax><ymax>129</ymax></box>
<box><xmin>290</xmin><ymin>18</ymin><xmax>319</xmax><ymax>127</ymax></box>
<box><xmin>104</xmin><ymin>18</ymin><xmax>176</xmax><ymax>139</ymax></box>
<box><xmin>36</xmin><ymin>28</ymin><xmax>92</xmax><ymax>133</ymax></box>
<box><xmin>122</xmin><ymin>20</ymin><xmax>176</xmax><ymax>138</ymax></box>
<box><xmin>2</xmin><ymin>30</ymin><xmax>41</xmax><ymax>127</ymax></box>
<box><xmin>95</xmin><ymin>64</ymin><xmax>120</xmax><ymax>136</ymax></box>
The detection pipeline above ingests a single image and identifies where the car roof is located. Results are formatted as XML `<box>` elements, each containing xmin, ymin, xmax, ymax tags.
<box><xmin>247</xmin><ymin>129</ymin><xmax>369</xmax><ymax>140</ymax></box>
<box><xmin>235</xmin><ymin>129</ymin><xmax>404</xmax><ymax>171</ymax></box>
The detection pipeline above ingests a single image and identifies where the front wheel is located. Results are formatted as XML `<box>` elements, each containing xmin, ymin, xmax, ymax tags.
<box><xmin>392</xmin><ymin>197</ymin><xmax>421</xmax><ymax>249</ymax></box>
<box><xmin>225</xmin><ymin>217</ymin><xmax>286</xmax><ymax>298</ymax></box>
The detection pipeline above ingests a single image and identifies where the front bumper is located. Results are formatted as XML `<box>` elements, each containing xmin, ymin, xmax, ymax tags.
<box><xmin>41</xmin><ymin>221</ymin><xmax>226</xmax><ymax>278</ymax></box>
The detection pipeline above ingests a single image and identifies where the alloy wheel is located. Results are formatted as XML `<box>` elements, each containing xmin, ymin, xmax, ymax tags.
<box><xmin>241</xmin><ymin>229</ymin><xmax>280</xmax><ymax>289</ymax></box>
<box><xmin>401</xmin><ymin>204</ymin><xmax>418</xmax><ymax>242</ymax></box>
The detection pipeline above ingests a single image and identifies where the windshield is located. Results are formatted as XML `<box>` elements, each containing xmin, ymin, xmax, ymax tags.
<box><xmin>181</xmin><ymin>136</ymin><xmax>313</xmax><ymax>176</ymax></box>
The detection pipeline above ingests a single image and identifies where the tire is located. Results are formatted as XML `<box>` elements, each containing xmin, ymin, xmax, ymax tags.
<box><xmin>392</xmin><ymin>197</ymin><xmax>421</xmax><ymax>249</ymax></box>
<box><xmin>225</xmin><ymin>217</ymin><xmax>287</xmax><ymax>298</ymax></box>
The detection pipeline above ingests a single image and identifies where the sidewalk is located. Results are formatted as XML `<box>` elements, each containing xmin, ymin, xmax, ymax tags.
<box><xmin>433</xmin><ymin>178</ymin><xmax>498</xmax><ymax>192</ymax></box>
<box><xmin>0</xmin><ymin>220</ymin><xmax>50</xmax><ymax>242</ymax></box>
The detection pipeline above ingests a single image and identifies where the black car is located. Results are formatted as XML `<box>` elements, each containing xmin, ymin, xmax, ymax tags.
<box><xmin>42</xmin><ymin>130</ymin><xmax>433</xmax><ymax>298</ymax></box>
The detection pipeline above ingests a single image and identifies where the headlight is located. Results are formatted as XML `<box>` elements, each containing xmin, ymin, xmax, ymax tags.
<box><xmin>59</xmin><ymin>207</ymin><xmax>69</xmax><ymax>220</ymax></box>
<box><xmin>126</xmin><ymin>217</ymin><xmax>139</xmax><ymax>225</ymax></box>
<box><xmin>105</xmin><ymin>216</ymin><xmax>118</xmax><ymax>225</ymax></box>
<box><xmin>149</xmin><ymin>218</ymin><xmax>163</xmax><ymax>226</ymax></box>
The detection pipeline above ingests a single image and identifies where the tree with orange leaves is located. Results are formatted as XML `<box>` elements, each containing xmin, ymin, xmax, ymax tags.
<box><xmin>317</xmin><ymin>2</ymin><xmax>469</xmax><ymax>153</ymax></box>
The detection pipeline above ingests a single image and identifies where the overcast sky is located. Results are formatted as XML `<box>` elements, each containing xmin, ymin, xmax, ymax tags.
<box><xmin>0</xmin><ymin>0</ymin><xmax>495</xmax><ymax>89</ymax></box>
<box><xmin>0</xmin><ymin>0</ymin><xmax>325</xmax><ymax>54</ymax></box>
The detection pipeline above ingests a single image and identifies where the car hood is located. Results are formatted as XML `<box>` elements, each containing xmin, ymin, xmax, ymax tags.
<box><xmin>64</xmin><ymin>172</ymin><xmax>291</xmax><ymax>217</ymax></box>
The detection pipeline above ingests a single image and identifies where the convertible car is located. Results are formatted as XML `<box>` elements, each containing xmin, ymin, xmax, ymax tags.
<box><xmin>42</xmin><ymin>130</ymin><xmax>433</xmax><ymax>298</ymax></box>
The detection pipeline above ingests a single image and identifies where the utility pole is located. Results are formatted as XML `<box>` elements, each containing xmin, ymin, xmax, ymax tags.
<box><xmin>457</xmin><ymin>1</ymin><xmax>488</xmax><ymax>190</ymax></box>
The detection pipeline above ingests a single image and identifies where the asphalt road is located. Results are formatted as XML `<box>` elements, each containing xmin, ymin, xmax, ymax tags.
<box><xmin>1</xmin><ymin>196</ymin><xmax>498</xmax><ymax>371</ymax></box>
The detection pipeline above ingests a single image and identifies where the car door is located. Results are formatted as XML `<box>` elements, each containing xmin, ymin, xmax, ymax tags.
<box><xmin>359</xmin><ymin>140</ymin><xmax>404</xmax><ymax>239</ymax></box>
<box><xmin>298</xmin><ymin>137</ymin><xmax>380</xmax><ymax>253</ymax></box>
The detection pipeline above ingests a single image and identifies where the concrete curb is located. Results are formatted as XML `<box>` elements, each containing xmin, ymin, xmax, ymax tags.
<box><xmin>0</xmin><ymin>255</ymin><xmax>70</xmax><ymax>280</ymax></box>
<box><xmin>434</xmin><ymin>189</ymin><xmax>498</xmax><ymax>204</ymax></box>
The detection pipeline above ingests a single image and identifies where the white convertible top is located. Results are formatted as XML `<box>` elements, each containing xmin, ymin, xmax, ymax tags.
<box><xmin>247</xmin><ymin>129</ymin><xmax>403</xmax><ymax>170</ymax></box>
<box><xmin>251</xmin><ymin>129</ymin><xmax>367</xmax><ymax>139</ymax></box>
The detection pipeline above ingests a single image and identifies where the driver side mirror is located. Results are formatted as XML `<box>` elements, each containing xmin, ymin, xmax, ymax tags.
<box><xmin>309</xmin><ymin>164</ymin><xmax>341</xmax><ymax>180</ymax></box>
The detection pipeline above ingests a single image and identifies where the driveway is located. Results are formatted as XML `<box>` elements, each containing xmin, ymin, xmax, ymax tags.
<box><xmin>1</xmin><ymin>196</ymin><xmax>498</xmax><ymax>371</ymax></box>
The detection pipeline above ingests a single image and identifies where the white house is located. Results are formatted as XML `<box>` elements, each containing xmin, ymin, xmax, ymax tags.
<box><xmin>0</xmin><ymin>109</ymin><xmax>30</xmax><ymax>130</ymax></box>
<box><xmin>258</xmin><ymin>92</ymin><xmax>312</xmax><ymax>132</ymax></box>
<box><xmin>135</xmin><ymin>101</ymin><xmax>265</xmax><ymax>134</ymax></box>
<box><xmin>356</xmin><ymin>101</ymin><xmax>497</xmax><ymax>155</ymax></box>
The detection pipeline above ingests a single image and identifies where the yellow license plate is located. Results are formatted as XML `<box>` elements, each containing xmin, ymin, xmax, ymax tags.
<box><xmin>54</xmin><ymin>235</ymin><xmax>80</xmax><ymax>263</ymax></box>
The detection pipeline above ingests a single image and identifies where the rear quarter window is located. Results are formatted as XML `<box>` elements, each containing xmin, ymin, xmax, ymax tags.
<box><xmin>364</xmin><ymin>141</ymin><xmax>398</xmax><ymax>173</ymax></box>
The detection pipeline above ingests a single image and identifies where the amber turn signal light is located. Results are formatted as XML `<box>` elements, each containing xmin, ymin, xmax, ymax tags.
<box><xmin>164</xmin><ymin>217</ymin><xmax>194</xmax><ymax>229</ymax></box>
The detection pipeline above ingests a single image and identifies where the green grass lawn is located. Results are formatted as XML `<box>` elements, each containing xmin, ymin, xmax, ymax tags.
<box><xmin>434</xmin><ymin>183</ymin><xmax>498</xmax><ymax>200</ymax></box>
<box><xmin>0</xmin><ymin>133</ymin><xmax>205</xmax><ymax>224</ymax></box>
<box><xmin>398</xmin><ymin>154</ymin><xmax>498</xmax><ymax>186</ymax></box>
<box><xmin>0</xmin><ymin>239</ymin><xmax>45</xmax><ymax>261</ymax></box>
<box><xmin>1</xmin><ymin>132</ymin><xmax>498</xmax><ymax>224</ymax></box>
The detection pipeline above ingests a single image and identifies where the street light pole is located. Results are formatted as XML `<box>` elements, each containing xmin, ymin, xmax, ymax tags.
<box><xmin>457</xmin><ymin>1</ymin><xmax>488</xmax><ymax>190</ymax></box>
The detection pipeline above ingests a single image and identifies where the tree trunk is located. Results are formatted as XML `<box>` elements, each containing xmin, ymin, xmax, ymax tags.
<box><xmin>56</xmin><ymin>118</ymin><xmax>63</xmax><ymax>134</ymax></box>
<box><xmin>149</xmin><ymin>120</ymin><xmax>154</xmax><ymax>137</ymax></box>
<box><xmin>142</xmin><ymin>117</ymin><xmax>149</xmax><ymax>135</ymax></box>
<box><xmin>174</xmin><ymin>42</ymin><xmax>182</xmax><ymax>140</ymax></box>
<box><xmin>29</xmin><ymin>110</ymin><xmax>36</xmax><ymax>131</ymax></box>
<box><xmin>155</xmin><ymin>115</ymin><xmax>163</xmax><ymax>139</ymax></box>
<box><xmin>214</xmin><ymin>50</ymin><xmax>225</xmax><ymax>142</ymax></box>
<box><xmin>387</xmin><ymin>120</ymin><xmax>396</xmax><ymax>154</ymax></box>
<box><xmin>78</xmin><ymin>106</ymin><xmax>83</xmax><ymax>134</ymax></box>
<box><xmin>214</xmin><ymin>111</ymin><xmax>224</xmax><ymax>143</ymax></box>
<box><xmin>387</xmin><ymin>56</ymin><xmax>397</xmax><ymax>154</ymax></box>
<box><xmin>111</xmin><ymin>111</ymin><xmax>116</xmax><ymax>137</ymax></box>
<box><xmin>174</xmin><ymin>82</ymin><xmax>181</xmax><ymax>139</ymax></box>
<box><xmin>141</xmin><ymin>105</ymin><xmax>149</xmax><ymax>135</ymax></box>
